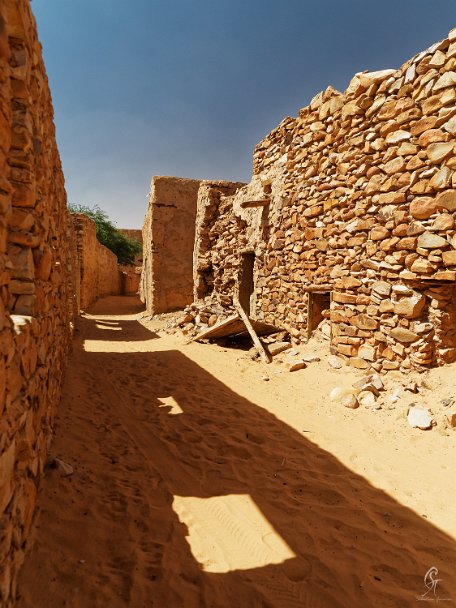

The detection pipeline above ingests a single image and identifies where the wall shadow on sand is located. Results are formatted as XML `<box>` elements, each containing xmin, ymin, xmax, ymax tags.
<box><xmin>18</xmin><ymin>311</ymin><xmax>456</xmax><ymax>608</ymax></box>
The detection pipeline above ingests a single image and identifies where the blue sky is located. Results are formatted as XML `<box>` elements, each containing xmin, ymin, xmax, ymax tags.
<box><xmin>32</xmin><ymin>0</ymin><xmax>456</xmax><ymax>229</ymax></box>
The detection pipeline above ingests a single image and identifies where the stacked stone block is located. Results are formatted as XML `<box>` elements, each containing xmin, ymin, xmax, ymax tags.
<box><xmin>191</xmin><ymin>27</ymin><xmax>456</xmax><ymax>373</ymax></box>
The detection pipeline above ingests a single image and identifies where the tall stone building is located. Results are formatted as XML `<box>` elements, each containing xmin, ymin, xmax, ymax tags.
<box><xmin>143</xmin><ymin>27</ymin><xmax>456</xmax><ymax>373</ymax></box>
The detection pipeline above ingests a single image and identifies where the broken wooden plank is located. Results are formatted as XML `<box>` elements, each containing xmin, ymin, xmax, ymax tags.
<box><xmin>193</xmin><ymin>313</ymin><xmax>280</xmax><ymax>342</ymax></box>
<box><xmin>193</xmin><ymin>314</ymin><xmax>244</xmax><ymax>341</ymax></box>
<box><xmin>234</xmin><ymin>298</ymin><xmax>271</xmax><ymax>364</ymax></box>
<box><xmin>240</xmin><ymin>199</ymin><xmax>269</xmax><ymax>209</ymax></box>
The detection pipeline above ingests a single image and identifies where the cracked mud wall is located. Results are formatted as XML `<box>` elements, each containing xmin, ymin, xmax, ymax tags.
<box><xmin>0</xmin><ymin>1</ymin><xmax>77</xmax><ymax>604</ymax></box>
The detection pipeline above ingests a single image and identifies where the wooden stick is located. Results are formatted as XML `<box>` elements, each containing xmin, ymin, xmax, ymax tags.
<box><xmin>234</xmin><ymin>298</ymin><xmax>271</xmax><ymax>364</ymax></box>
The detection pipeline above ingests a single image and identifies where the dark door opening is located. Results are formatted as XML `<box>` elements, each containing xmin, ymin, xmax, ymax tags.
<box><xmin>239</xmin><ymin>253</ymin><xmax>255</xmax><ymax>316</ymax></box>
<box><xmin>307</xmin><ymin>291</ymin><xmax>331</xmax><ymax>338</ymax></box>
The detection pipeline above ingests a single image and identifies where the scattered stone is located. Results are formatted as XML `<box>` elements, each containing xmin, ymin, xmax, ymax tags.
<box><xmin>328</xmin><ymin>355</ymin><xmax>343</xmax><ymax>369</ymax></box>
<box><xmin>54</xmin><ymin>458</ymin><xmax>74</xmax><ymax>476</ymax></box>
<box><xmin>301</xmin><ymin>354</ymin><xmax>321</xmax><ymax>363</ymax></box>
<box><xmin>177</xmin><ymin>313</ymin><xmax>194</xmax><ymax>326</ymax></box>
<box><xmin>388</xmin><ymin>386</ymin><xmax>405</xmax><ymax>402</ymax></box>
<box><xmin>358</xmin><ymin>391</ymin><xmax>377</xmax><ymax>407</ymax></box>
<box><xmin>341</xmin><ymin>394</ymin><xmax>359</xmax><ymax>409</ymax></box>
<box><xmin>446</xmin><ymin>412</ymin><xmax>456</xmax><ymax>428</ymax></box>
<box><xmin>267</xmin><ymin>341</ymin><xmax>292</xmax><ymax>356</ymax></box>
<box><xmin>329</xmin><ymin>387</ymin><xmax>352</xmax><ymax>402</ymax></box>
<box><xmin>404</xmin><ymin>382</ymin><xmax>419</xmax><ymax>393</ymax></box>
<box><xmin>407</xmin><ymin>407</ymin><xmax>434</xmax><ymax>430</ymax></box>
<box><xmin>286</xmin><ymin>360</ymin><xmax>307</xmax><ymax>372</ymax></box>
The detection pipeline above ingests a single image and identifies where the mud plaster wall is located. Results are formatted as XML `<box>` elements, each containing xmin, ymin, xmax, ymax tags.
<box><xmin>0</xmin><ymin>1</ymin><xmax>76</xmax><ymax>604</ymax></box>
<box><xmin>118</xmin><ymin>228</ymin><xmax>142</xmax><ymax>295</ymax></box>
<box><xmin>141</xmin><ymin>176</ymin><xmax>201</xmax><ymax>314</ymax></box>
<box><xmin>72</xmin><ymin>214</ymin><xmax>121</xmax><ymax>311</ymax></box>
<box><xmin>196</xmin><ymin>28</ymin><xmax>456</xmax><ymax>372</ymax></box>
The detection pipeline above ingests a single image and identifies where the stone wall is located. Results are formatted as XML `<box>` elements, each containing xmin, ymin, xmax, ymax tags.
<box><xmin>141</xmin><ymin>176</ymin><xmax>201</xmax><ymax>314</ymax></box>
<box><xmin>0</xmin><ymin>1</ymin><xmax>76</xmax><ymax>604</ymax></box>
<box><xmin>192</xmin><ymin>28</ymin><xmax>456</xmax><ymax>372</ymax></box>
<box><xmin>193</xmin><ymin>180</ymin><xmax>246</xmax><ymax>305</ymax></box>
<box><xmin>72</xmin><ymin>214</ymin><xmax>121</xmax><ymax>311</ymax></box>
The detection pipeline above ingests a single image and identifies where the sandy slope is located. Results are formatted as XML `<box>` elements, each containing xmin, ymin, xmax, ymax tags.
<box><xmin>17</xmin><ymin>296</ymin><xmax>456</xmax><ymax>607</ymax></box>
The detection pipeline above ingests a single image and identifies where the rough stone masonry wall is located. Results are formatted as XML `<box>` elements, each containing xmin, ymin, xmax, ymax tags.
<box><xmin>72</xmin><ymin>214</ymin><xmax>121</xmax><ymax>311</ymax></box>
<box><xmin>193</xmin><ymin>180</ymin><xmax>245</xmax><ymax>306</ymax></box>
<box><xmin>200</xmin><ymin>28</ymin><xmax>456</xmax><ymax>372</ymax></box>
<box><xmin>0</xmin><ymin>1</ymin><xmax>76</xmax><ymax>604</ymax></box>
<box><xmin>141</xmin><ymin>176</ymin><xmax>201</xmax><ymax>314</ymax></box>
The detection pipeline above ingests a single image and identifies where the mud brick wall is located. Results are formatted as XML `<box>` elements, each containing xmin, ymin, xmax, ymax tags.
<box><xmin>72</xmin><ymin>214</ymin><xmax>121</xmax><ymax>310</ymax></box>
<box><xmin>0</xmin><ymin>1</ymin><xmax>76</xmax><ymax>604</ymax></box>
<box><xmin>141</xmin><ymin>176</ymin><xmax>201</xmax><ymax>314</ymax></box>
<box><xmin>197</xmin><ymin>28</ymin><xmax>456</xmax><ymax>372</ymax></box>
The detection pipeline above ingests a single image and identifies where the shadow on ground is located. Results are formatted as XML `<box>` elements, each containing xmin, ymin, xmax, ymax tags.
<box><xmin>18</xmin><ymin>298</ymin><xmax>456</xmax><ymax>608</ymax></box>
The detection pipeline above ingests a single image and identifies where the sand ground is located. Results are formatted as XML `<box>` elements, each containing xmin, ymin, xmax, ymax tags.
<box><xmin>17</xmin><ymin>296</ymin><xmax>456</xmax><ymax>607</ymax></box>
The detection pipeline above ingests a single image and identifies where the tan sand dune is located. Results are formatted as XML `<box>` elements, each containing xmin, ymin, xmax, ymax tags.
<box><xmin>17</xmin><ymin>296</ymin><xmax>456</xmax><ymax>607</ymax></box>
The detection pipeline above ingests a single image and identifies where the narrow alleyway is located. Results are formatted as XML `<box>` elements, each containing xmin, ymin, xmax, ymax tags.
<box><xmin>17</xmin><ymin>297</ymin><xmax>456</xmax><ymax>608</ymax></box>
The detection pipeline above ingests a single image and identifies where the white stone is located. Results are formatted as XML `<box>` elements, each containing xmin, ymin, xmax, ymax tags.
<box><xmin>328</xmin><ymin>355</ymin><xmax>343</xmax><ymax>369</ymax></box>
<box><xmin>407</xmin><ymin>407</ymin><xmax>433</xmax><ymax>430</ymax></box>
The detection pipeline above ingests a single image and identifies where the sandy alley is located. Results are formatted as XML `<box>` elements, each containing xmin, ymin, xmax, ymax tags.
<box><xmin>17</xmin><ymin>296</ymin><xmax>456</xmax><ymax>607</ymax></box>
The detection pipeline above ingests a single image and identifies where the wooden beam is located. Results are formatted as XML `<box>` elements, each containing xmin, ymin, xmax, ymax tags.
<box><xmin>302</xmin><ymin>284</ymin><xmax>333</xmax><ymax>292</ymax></box>
<box><xmin>240</xmin><ymin>199</ymin><xmax>269</xmax><ymax>209</ymax></box>
<box><xmin>234</xmin><ymin>298</ymin><xmax>271</xmax><ymax>364</ymax></box>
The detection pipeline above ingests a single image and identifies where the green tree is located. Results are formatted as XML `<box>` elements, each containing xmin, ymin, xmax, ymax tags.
<box><xmin>68</xmin><ymin>204</ymin><xmax>142</xmax><ymax>265</ymax></box>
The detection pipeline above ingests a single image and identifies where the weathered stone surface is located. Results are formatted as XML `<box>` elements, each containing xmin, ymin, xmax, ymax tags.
<box><xmin>358</xmin><ymin>390</ymin><xmax>376</xmax><ymax>406</ymax></box>
<box><xmin>410</xmin><ymin>197</ymin><xmax>437</xmax><ymax>219</ymax></box>
<box><xmin>372</xmin><ymin>281</ymin><xmax>391</xmax><ymax>297</ymax></box>
<box><xmin>286</xmin><ymin>359</ymin><xmax>307</xmax><ymax>372</ymax></box>
<box><xmin>417</xmin><ymin>232</ymin><xmax>448</xmax><ymax>249</ymax></box>
<box><xmin>341</xmin><ymin>393</ymin><xmax>359</xmax><ymax>409</ymax></box>
<box><xmin>435</xmin><ymin>190</ymin><xmax>456</xmax><ymax>211</ymax></box>
<box><xmin>267</xmin><ymin>341</ymin><xmax>291</xmax><ymax>356</ymax></box>
<box><xmin>394</xmin><ymin>294</ymin><xmax>426</xmax><ymax>318</ymax></box>
<box><xmin>427</xmin><ymin>142</ymin><xmax>454</xmax><ymax>163</ymax></box>
<box><xmin>407</xmin><ymin>407</ymin><xmax>433</xmax><ymax>430</ymax></box>
<box><xmin>442</xmin><ymin>250</ymin><xmax>456</xmax><ymax>266</ymax></box>
<box><xmin>410</xmin><ymin>258</ymin><xmax>434</xmax><ymax>273</ymax></box>
<box><xmin>328</xmin><ymin>355</ymin><xmax>343</xmax><ymax>369</ymax></box>
<box><xmin>358</xmin><ymin>344</ymin><xmax>376</xmax><ymax>361</ymax></box>
<box><xmin>390</xmin><ymin>327</ymin><xmax>419</xmax><ymax>343</ymax></box>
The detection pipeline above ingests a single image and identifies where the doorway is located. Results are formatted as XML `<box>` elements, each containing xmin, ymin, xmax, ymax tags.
<box><xmin>307</xmin><ymin>292</ymin><xmax>331</xmax><ymax>338</ymax></box>
<box><xmin>238</xmin><ymin>253</ymin><xmax>255</xmax><ymax>316</ymax></box>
